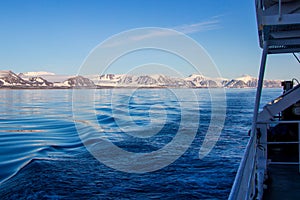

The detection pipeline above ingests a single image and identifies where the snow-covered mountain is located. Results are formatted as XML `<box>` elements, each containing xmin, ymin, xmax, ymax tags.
<box><xmin>97</xmin><ymin>74</ymin><xmax>188</xmax><ymax>87</ymax></box>
<box><xmin>0</xmin><ymin>70</ymin><xmax>30</xmax><ymax>86</ymax></box>
<box><xmin>223</xmin><ymin>75</ymin><xmax>281</xmax><ymax>88</ymax></box>
<box><xmin>0</xmin><ymin>70</ymin><xmax>282</xmax><ymax>89</ymax></box>
<box><xmin>20</xmin><ymin>71</ymin><xmax>71</xmax><ymax>83</ymax></box>
<box><xmin>27</xmin><ymin>77</ymin><xmax>53</xmax><ymax>87</ymax></box>
<box><xmin>0</xmin><ymin>70</ymin><xmax>52</xmax><ymax>87</ymax></box>
<box><xmin>185</xmin><ymin>74</ymin><xmax>228</xmax><ymax>88</ymax></box>
<box><xmin>95</xmin><ymin>73</ymin><xmax>281</xmax><ymax>88</ymax></box>
<box><xmin>63</xmin><ymin>76</ymin><xmax>95</xmax><ymax>88</ymax></box>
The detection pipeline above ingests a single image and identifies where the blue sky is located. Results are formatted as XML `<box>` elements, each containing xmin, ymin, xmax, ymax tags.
<box><xmin>0</xmin><ymin>0</ymin><xmax>299</xmax><ymax>79</ymax></box>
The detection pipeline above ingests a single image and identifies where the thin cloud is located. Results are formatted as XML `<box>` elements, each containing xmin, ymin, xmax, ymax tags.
<box><xmin>131</xmin><ymin>17</ymin><xmax>221</xmax><ymax>40</ymax></box>
<box><xmin>101</xmin><ymin>29</ymin><xmax>174</xmax><ymax>48</ymax></box>
<box><xmin>102</xmin><ymin>17</ymin><xmax>221</xmax><ymax>48</ymax></box>
<box><xmin>173</xmin><ymin>15</ymin><xmax>222</xmax><ymax>34</ymax></box>
<box><xmin>129</xmin><ymin>30</ymin><xmax>172</xmax><ymax>41</ymax></box>
<box><xmin>173</xmin><ymin>18</ymin><xmax>221</xmax><ymax>34</ymax></box>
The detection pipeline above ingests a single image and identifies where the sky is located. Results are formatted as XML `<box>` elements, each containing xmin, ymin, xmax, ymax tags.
<box><xmin>0</xmin><ymin>0</ymin><xmax>299</xmax><ymax>80</ymax></box>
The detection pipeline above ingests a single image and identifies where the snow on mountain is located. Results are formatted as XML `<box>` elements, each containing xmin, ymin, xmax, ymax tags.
<box><xmin>235</xmin><ymin>74</ymin><xmax>258</xmax><ymax>87</ymax></box>
<box><xmin>0</xmin><ymin>70</ymin><xmax>283</xmax><ymax>89</ymax></box>
<box><xmin>21</xmin><ymin>71</ymin><xmax>56</xmax><ymax>76</ymax></box>
<box><xmin>184</xmin><ymin>74</ymin><xmax>228</xmax><ymax>87</ymax></box>
<box><xmin>28</xmin><ymin>77</ymin><xmax>53</xmax><ymax>87</ymax></box>
<box><xmin>96</xmin><ymin>74</ymin><xmax>188</xmax><ymax>87</ymax></box>
<box><xmin>96</xmin><ymin>74</ymin><xmax>123</xmax><ymax>86</ymax></box>
<box><xmin>99</xmin><ymin>74</ymin><xmax>122</xmax><ymax>81</ymax></box>
<box><xmin>0</xmin><ymin>70</ymin><xmax>53</xmax><ymax>87</ymax></box>
<box><xmin>263</xmin><ymin>80</ymin><xmax>282</xmax><ymax>88</ymax></box>
<box><xmin>85</xmin><ymin>73</ymin><xmax>282</xmax><ymax>88</ymax></box>
<box><xmin>236</xmin><ymin>74</ymin><xmax>257</xmax><ymax>82</ymax></box>
<box><xmin>0</xmin><ymin>70</ymin><xmax>30</xmax><ymax>86</ymax></box>
<box><xmin>155</xmin><ymin>74</ymin><xmax>187</xmax><ymax>87</ymax></box>
<box><xmin>224</xmin><ymin>75</ymin><xmax>281</xmax><ymax>88</ymax></box>
<box><xmin>20</xmin><ymin>71</ymin><xmax>71</xmax><ymax>83</ymax></box>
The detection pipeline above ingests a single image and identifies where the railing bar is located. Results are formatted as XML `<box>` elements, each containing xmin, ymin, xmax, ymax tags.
<box><xmin>298</xmin><ymin>123</ymin><xmax>300</xmax><ymax>172</ymax></box>
<box><xmin>228</xmin><ymin>136</ymin><xmax>255</xmax><ymax>200</ymax></box>
<box><xmin>279</xmin><ymin>0</ymin><xmax>282</xmax><ymax>21</ymax></box>
<box><xmin>257</xmin><ymin>120</ymin><xmax>300</xmax><ymax>124</ymax></box>
<box><xmin>264</xmin><ymin>141</ymin><xmax>299</xmax><ymax>144</ymax></box>
<box><xmin>269</xmin><ymin>162</ymin><xmax>299</xmax><ymax>165</ymax></box>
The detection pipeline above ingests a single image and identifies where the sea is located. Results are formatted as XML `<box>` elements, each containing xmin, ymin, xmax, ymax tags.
<box><xmin>0</xmin><ymin>88</ymin><xmax>282</xmax><ymax>200</ymax></box>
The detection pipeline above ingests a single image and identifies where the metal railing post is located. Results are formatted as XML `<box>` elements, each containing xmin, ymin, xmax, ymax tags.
<box><xmin>251</xmin><ymin>41</ymin><xmax>268</xmax><ymax>137</ymax></box>
<box><xmin>278</xmin><ymin>0</ymin><xmax>282</xmax><ymax>21</ymax></box>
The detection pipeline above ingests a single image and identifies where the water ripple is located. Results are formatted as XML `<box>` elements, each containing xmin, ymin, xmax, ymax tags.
<box><xmin>0</xmin><ymin>88</ymin><xmax>283</xmax><ymax>199</ymax></box>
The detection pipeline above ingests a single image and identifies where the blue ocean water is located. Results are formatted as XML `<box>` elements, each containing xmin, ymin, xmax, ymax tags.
<box><xmin>0</xmin><ymin>88</ymin><xmax>282</xmax><ymax>199</ymax></box>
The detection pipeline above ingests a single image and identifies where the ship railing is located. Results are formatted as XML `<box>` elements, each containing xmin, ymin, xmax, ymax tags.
<box><xmin>229</xmin><ymin>119</ymin><xmax>300</xmax><ymax>200</ymax></box>
<box><xmin>257</xmin><ymin>120</ymin><xmax>300</xmax><ymax>172</ymax></box>
<box><xmin>228</xmin><ymin>135</ymin><xmax>258</xmax><ymax>200</ymax></box>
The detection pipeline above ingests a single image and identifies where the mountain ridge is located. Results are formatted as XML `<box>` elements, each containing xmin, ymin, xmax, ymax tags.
<box><xmin>0</xmin><ymin>70</ymin><xmax>282</xmax><ymax>89</ymax></box>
